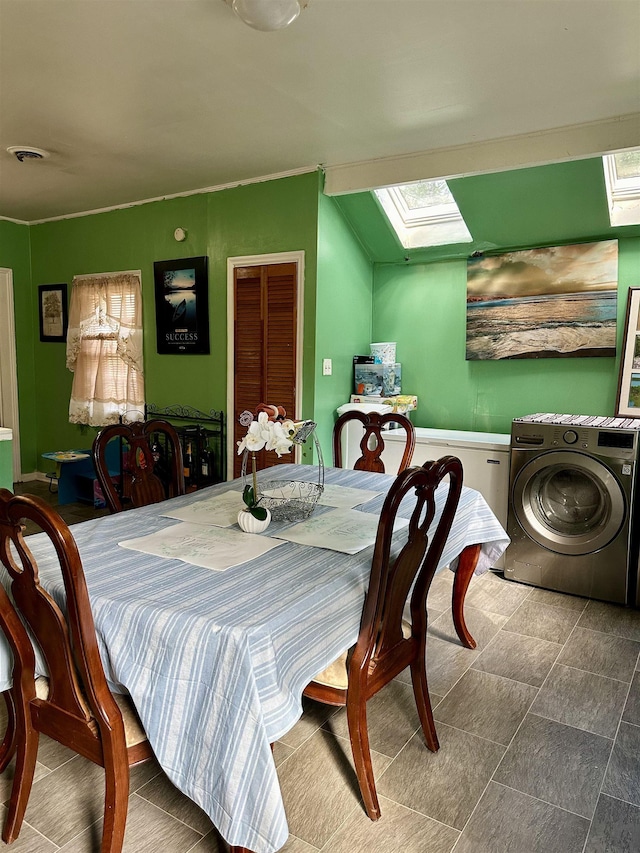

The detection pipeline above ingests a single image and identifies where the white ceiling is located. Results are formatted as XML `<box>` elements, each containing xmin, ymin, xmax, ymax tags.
<box><xmin>1</xmin><ymin>0</ymin><xmax>639</xmax><ymax>222</ymax></box>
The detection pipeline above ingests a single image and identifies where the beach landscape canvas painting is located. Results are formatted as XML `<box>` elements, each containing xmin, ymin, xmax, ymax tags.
<box><xmin>466</xmin><ymin>240</ymin><xmax>618</xmax><ymax>360</ymax></box>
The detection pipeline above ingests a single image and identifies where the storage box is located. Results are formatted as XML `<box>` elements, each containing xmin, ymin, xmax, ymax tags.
<box><xmin>354</xmin><ymin>363</ymin><xmax>401</xmax><ymax>396</ymax></box>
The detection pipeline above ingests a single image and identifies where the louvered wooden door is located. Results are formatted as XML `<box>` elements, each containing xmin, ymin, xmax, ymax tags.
<box><xmin>233</xmin><ymin>263</ymin><xmax>297</xmax><ymax>478</ymax></box>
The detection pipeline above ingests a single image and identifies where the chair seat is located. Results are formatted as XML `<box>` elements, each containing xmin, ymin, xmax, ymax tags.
<box><xmin>35</xmin><ymin>677</ymin><xmax>147</xmax><ymax>747</ymax></box>
<box><xmin>310</xmin><ymin>620</ymin><xmax>412</xmax><ymax>689</ymax></box>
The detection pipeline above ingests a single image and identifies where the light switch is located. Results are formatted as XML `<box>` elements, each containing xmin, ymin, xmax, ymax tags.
<box><xmin>322</xmin><ymin>358</ymin><xmax>332</xmax><ymax>376</ymax></box>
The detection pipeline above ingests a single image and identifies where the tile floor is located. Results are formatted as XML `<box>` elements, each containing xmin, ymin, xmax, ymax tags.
<box><xmin>1</xmin><ymin>480</ymin><xmax>639</xmax><ymax>852</ymax></box>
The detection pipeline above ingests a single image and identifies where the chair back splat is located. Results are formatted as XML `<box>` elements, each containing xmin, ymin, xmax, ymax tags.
<box><xmin>303</xmin><ymin>456</ymin><xmax>463</xmax><ymax>822</ymax></box>
<box><xmin>0</xmin><ymin>489</ymin><xmax>151</xmax><ymax>849</ymax></box>
<box><xmin>333</xmin><ymin>410</ymin><xmax>415</xmax><ymax>473</ymax></box>
<box><xmin>360</xmin><ymin>456</ymin><xmax>462</xmax><ymax>686</ymax></box>
<box><xmin>93</xmin><ymin>418</ymin><xmax>185</xmax><ymax>513</ymax></box>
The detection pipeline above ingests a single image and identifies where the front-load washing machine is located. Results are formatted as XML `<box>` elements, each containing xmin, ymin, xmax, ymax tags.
<box><xmin>505</xmin><ymin>414</ymin><xmax>640</xmax><ymax>605</ymax></box>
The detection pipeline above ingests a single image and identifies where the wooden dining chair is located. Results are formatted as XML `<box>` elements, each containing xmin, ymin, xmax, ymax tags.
<box><xmin>333</xmin><ymin>410</ymin><xmax>416</xmax><ymax>473</ymax></box>
<box><xmin>303</xmin><ymin>455</ymin><xmax>463</xmax><ymax>821</ymax></box>
<box><xmin>0</xmin><ymin>489</ymin><xmax>153</xmax><ymax>850</ymax></box>
<box><xmin>92</xmin><ymin>418</ymin><xmax>185</xmax><ymax>513</ymax></box>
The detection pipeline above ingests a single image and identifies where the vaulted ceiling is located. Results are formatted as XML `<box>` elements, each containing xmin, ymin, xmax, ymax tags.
<box><xmin>336</xmin><ymin>157</ymin><xmax>640</xmax><ymax>265</ymax></box>
<box><xmin>1</xmin><ymin>0</ymin><xmax>639</xmax><ymax>222</ymax></box>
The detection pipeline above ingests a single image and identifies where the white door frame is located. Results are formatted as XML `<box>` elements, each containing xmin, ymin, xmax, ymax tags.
<box><xmin>0</xmin><ymin>268</ymin><xmax>22</xmax><ymax>481</ymax></box>
<box><xmin>226</xmin><ymin>251</ymin><xmax>305</xmax><ymax>480</ymax></box>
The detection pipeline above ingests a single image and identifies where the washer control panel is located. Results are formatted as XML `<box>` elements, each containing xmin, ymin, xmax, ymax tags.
<box><xmin>511</xmin><ymin>420</ymin><xmax>639</xmax><ymax>461</ymax></box>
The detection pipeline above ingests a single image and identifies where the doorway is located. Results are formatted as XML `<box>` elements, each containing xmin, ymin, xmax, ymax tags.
<box><xmin>226</xmin><ymin>252</ymin><xmax>305</xmax><ymax>479</ymax></box>
<box><xmin>0</xmin><ymin>268</ymin><xmax>22</xmax><ymax>482</ymax></box>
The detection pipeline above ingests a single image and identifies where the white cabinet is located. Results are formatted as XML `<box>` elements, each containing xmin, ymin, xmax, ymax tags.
<box><xmin>0</xmin><ymin>427</ymin><xmax>12</xmax><ymax>491</ymax></box>
<box><xmin>380</xmin><ymin>427</ymin><xmax>511</xmax><ymax>529</ymax></box>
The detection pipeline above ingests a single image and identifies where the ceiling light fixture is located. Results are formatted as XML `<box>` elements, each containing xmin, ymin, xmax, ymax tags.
<box><xmin>225</xmin><ymin>0</ymin><xmax>308</xmax><ymax>31</ymax></box>
<box><xmin>7</xmin><ymin>146</ymin><xmax>50</xmax><ymax>162</ymax></box>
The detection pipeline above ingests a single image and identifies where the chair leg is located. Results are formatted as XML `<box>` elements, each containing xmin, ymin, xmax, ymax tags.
<box><xmin>346</xmin><ymin>698</ymin><xmax>380</xmax><ymax>821</ymax></box>
<box><xmin>0</xmin><ymin>690</ymin><xmax>17</xmax><ymax>772</ymax></box>
<box><xmin>452</xmin><ymin>544</ymin><xmax>481</xmax><ymax>650</ymax></box>
<box><xmin>2</xmin><ymin>703</ymin><xmax>39</xmax><ymax>845</ymax></box>
<box><xmin>101</xmin><ymin>760</ymin><xmax>130</xmax><ymax>853</ymax></box>
<box><xmin>410</xmin><ymin>654</ymin><xmax>439</xmax><ymax>753</ymax></box>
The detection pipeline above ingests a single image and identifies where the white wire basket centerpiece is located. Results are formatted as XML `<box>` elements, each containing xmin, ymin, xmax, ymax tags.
<box><xmin>238</xmin><ymin>406</ymin><xmax>324</xmax><ymax>522</ymax></box>
<box><xmin>258</xmin><ymin>474</ymin><xmax>323</xmax><ymax>522</ymax></box>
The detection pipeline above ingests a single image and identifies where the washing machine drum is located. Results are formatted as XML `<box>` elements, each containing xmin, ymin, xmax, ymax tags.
<box><xmin>512</xmin><ymin>451</ymin><xmax>626</xmax><ymax>556</ymax></box>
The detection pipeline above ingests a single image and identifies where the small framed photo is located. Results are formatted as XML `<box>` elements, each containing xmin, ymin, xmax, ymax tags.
<box><xmin>153</xmin><ymin>257</ymin><xmax>210</xmax><ymax>354</ymax></box>
<box><xmin>615</xmin><ymin>287</ymin><xmax>640</xmax><ymax>416</ymax></box>
<box><xmin>38</xmin><ymin>283</ymin><xmax>68</xmax><ymax>342</ymax></box>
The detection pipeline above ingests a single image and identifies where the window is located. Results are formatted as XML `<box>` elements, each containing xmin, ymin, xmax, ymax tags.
<box><xmin>66</xmin><ymin>272</ymin><xmax>145</xmax><ymax>426</ymax></box>
<box><xmin>603</xmin><ymin>149</ymin><xmax>640</xmax><ymax>227</ymax></box>
<box><xmin>374</xmin><ymin>179</ymin><xmax>472</xmax><ymax>248</ymax></box>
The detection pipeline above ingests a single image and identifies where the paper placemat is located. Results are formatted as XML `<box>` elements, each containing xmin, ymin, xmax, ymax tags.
<box><xmin>316</xmin><ymin>484</ymin><xmax>383</xmax><ymax>509</ymax></box>
<box><xmin>272</xmin><ymin>508</ymin><xmax>408</xmax><ymax>555</ymax></box>
<box><xmin>161</xmin><ymin>490</ymin><xmax>243</xmax><ymax>527</ymax></box>
<box><xmin>119</xmin><ymin>522</ymin><xmax>283</xmax><ymax>571</ymax></box>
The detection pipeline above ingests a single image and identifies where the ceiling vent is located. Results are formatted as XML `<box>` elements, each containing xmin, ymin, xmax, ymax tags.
<box><xmin>7</xmin><ymin>146</ymin><xmax>50</xmax><ymax>162</ymax></box>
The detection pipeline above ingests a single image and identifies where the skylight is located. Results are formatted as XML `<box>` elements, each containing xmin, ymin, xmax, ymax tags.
<box><xmin>603</xmin><ymin>149</ymin><xmax>640</xmax><ymax>227</ymax></box>
<box><xmin>374</xmin><ymin>179</ymin><xmax>472</xmax><ymax>249</ymax></box>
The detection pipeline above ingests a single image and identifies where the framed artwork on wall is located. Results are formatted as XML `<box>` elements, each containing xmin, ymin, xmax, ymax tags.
<box><xmin>38</xmin><ymin>283</ymin><xmax>68</xmax><ymax>342</ymax></box>
<box><xmin>153</xmin><ymin>256</ymin><xmax>210</xmax><ymax>354</ymax></box>
<box><xmin>615</xmin><ymin>287</ymin><xmax>640</xmax><ymax>417</ymax></box>
<box><xmin>466</xmin><ymin>240</ymin><xmax>618</xmax><ymax>360</ymax></box>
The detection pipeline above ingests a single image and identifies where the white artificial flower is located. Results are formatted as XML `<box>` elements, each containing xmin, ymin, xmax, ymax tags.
<box><xmin>264</xmin><ymin>422</ymin><xmax>280</xmax><ymax>452</ymax></box>
<box><xmin>273</xmin><ymin>435</ymin><xmax>293</xmax><ymax>457</ymax></box>
<box><xmin>281</xmin><ymin>419</ymin><xmax>296</xmax><ymax>438</ymax></box>
<box><xmin>245</xmin><ymin>420</ymin><xmax>267</xmax><ymax>452</ymax></box>
<box><xmin>256</xmin><ymin>411</ymin><xmax>272</xmax><ymax>443</ymax></box>
<box><xmin>238</xmin><ymin>407</ymin><xmax>298</xmax><ymax>457</ymax></box>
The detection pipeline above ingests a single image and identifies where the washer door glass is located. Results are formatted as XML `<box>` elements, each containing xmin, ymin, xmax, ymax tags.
<box><xmin>513</xmin><ymin>451</ymin><xmax>626</xmax><ymax>556</ymax></box>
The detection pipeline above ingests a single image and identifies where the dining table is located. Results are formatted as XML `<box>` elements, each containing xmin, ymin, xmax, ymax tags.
<box><xmin>0</xmin><ymin>462</ymin><xmax>509</xmax><ymax>853</ymax></box>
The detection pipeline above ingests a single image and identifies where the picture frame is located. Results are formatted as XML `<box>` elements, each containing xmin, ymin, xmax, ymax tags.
<box><xmin>615</xmin><ymin>287</ymin><xmax>640</xmax><ymax>417</ymax></box>
<box><xmin>38</xmin><ymin>283</ymin><xmax>68</xmax><ymax>342</ymax></box>
<box><xmin>153</xmin><ymin>256</ymin><xmax>210</xmax><ymax>354</ymax></box>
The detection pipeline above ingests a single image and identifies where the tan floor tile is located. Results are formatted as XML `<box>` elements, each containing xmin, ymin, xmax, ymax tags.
<box><xmin>136</xmin><ymin>770</ymin><xmax>214</xmax><ymax>835</ymax></box>
<box><xmin>465</xmin><ymin>571</ymin><xmax>531</xmax><ymax>617</ymax></box>
<box><xmin>429</xmin><ymin>605</ymin><xmax>507</xmax><ymax>650</ymax></box>
<box><xmin>277</xmin><ymin>729</ymin><xmax>390</xmax><ymax>849</ymax></box>
<box><xmin>0</xmin><ymin>757</ymin><xmax>51</xmax><ymax>806</ymax></box>
<box><xmin>185</xmin><ymin>830</ymin><xmax>227</xmax><ymax>851</ymax></box>
<box><xmin>423</xmin><ymin>634</ymin><xmax>480</xmax><ymax>697</ymax></box>
<box><xmin>378</xmin><ymin>723</ymin><xmax>504</xmax><ymax>830</ymax></box>
<box><xmin>18</xmin><ymin>753</ymin><xmax>158</xmax><ymax>847</ymax></box>
<box><xmin>322</xmin><ymin>679</ymin><xmax>421</xmax><ymax>758</ymax></box>
<box><xmin>0</xmin><ymin>804</ymin><xmax>57</xmax><ymax>852</ymax></box>
<box><xmin>281</xmin><ymin>835</ymin><xmax>319</xmax><ymax>852</ymax></box>
<box><xmin>272</xmin><ymin>740</ymin><xmax>296</xmax><ymax>767</ymax></box>
<box><xmin>325</xmin><ymin>795</ymin><xmax>459</xmax><ymax>853</ymax></box>
<box><xmin>278</xmin><ymin>696</ymin><xmax>338</xmax><ymax>750</ymax></box>
<box><xmin>58</xmin><ymin>792</ymin><xmax>202</xmax><ymax>852</ymax></box>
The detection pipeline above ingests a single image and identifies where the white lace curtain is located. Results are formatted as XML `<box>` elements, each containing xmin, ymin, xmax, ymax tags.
<box><xmin>66</xmin><ymin>271</ymin><xmax>145</xmax><ymax>426</ymax></box>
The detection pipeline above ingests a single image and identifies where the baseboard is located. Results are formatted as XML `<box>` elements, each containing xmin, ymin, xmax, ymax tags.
<box><xmin>16</xmin><ymin>471</ymin><xmax>49</xmax><ymax>484</ymax></box>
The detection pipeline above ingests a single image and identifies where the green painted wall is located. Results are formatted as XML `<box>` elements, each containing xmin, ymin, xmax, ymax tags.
<box><xmin>0</xmin><ymin>437</ymin><xmax>12</xmax><ymax>490</ymax></box>
<box><xmin>10</xmin><ymin>157</ymin><xmax>640</xmax><ymax>475</ymax></box>
<box><xmin>27</xmin><ymin>172</ymin><xmax>320</xmax><ymax>472</ymax></box>
<box><xmin>0</xmin><ymin>219</ymin><xmax>37</xmax><ymax>474</ymax></box>
<box><xmin>314</xmin><ymin>191</ymin><xmax>374</xmax><ymax>457</ymax></box>
<box><xmin>373</xmin><ymin>238</ymin><xmax>640</xmax><ymax>434</ymax></box>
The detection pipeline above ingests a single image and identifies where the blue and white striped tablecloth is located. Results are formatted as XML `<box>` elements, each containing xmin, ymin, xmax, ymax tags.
<box><xmin>0</xmin><ymin>464</ymin><xmax>509</xmax><ymax>852</ymax></box>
